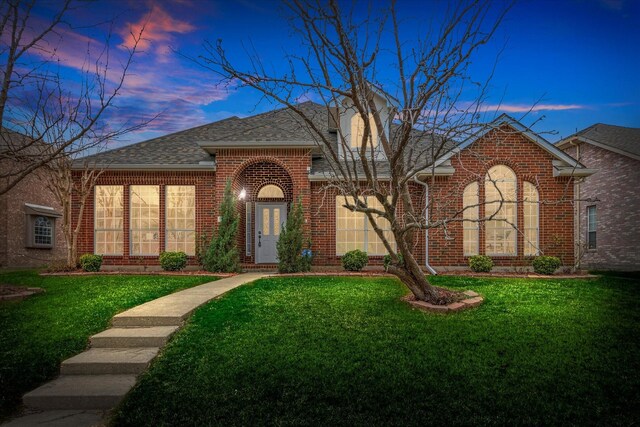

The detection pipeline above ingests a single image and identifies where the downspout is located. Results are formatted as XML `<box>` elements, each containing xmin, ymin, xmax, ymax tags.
<box><xmin>414</xmin><ymin>175</ymin><xmax>438</xmax><ymax>275</ymax></box>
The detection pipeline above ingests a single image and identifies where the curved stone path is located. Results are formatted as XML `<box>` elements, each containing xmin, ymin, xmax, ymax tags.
<box><xmin>4</xmin><ymin>273</ymin><xmax>267</xmax><ymax>427</ymax></box>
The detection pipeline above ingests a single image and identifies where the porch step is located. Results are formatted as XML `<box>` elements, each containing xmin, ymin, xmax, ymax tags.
<box><xmin>60</xmin><ymin>347</ymin><xmax>159</xmax><ymax>375</ymax></box>
<box><xmin>23</xmin><ymin>375</ymin><xmax>137</xmax><ymax>410</ymax></box>
<box><xmin>90</xmin><ymin>326</ymin><xmax>179</xmax><ymax>348</ymax></box>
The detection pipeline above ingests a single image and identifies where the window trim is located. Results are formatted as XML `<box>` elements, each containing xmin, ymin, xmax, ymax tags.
<box><xmin>462</xmin><ymin>181</ymin><xmax>480</xmax><ymax>256</ymax></box>
<box><xmin>164</xmin><ymin>185</ymin><xmax>196</xmax><ymax>256</ymax></box>
<box><xmin>523</xmin><ymin>181</ymin><xmax>540</xmax><ymax>257</ymax></box>
<box><xmin>484</xmin><ymin>165</ymin><xmax>518</xmax><ymax>257</ymax></box>
<box><xmin>335</xmin><ymin>195</ymin><xmax>395</xmax><ymax>256</ymax></box>
<box><xmin>129</xmin><ymin>185</ymin><xmax>160</xmax><ymax>256</ymax></box>
<box><xmin>93</xmin><ymin>185</ymin><xmax>124</xmax><ymax>256</ymax></box>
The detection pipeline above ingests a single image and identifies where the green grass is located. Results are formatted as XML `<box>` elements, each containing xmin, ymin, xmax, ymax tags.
<box><xmin>0</xmin><ymin>271</ymin><xmax>219</xmax><ymax>420</ymax></box>
<box><xmin>113</xmin><ymin>275</ymin><xmax>640</xmax><ymax>426</ymax></box>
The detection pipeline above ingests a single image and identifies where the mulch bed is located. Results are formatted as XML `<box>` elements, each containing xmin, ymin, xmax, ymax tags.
<box><xmin>402</xmin><ymin>290</ymin><xmax>484</xmax><ymax>313</ymax></box>
<box><xmin>40</xmin><ymin>271</ymin><xmax>237</xmax><ymax>277</ymax></box>
<box><xmin>0</xmin><ymin>285</ymin><xmax>45</xmax><ymax>301</ymax></box>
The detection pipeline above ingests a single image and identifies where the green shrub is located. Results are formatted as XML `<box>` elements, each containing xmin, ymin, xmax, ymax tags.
<box><xmin>159</xmin><ymin>251</ymin><xmax>188</xmax><ymax>271</ymax></box>
<box><xmin>342</xmin><ymin>249</ymin><xmax>368</xmax><ymax>271</ymax></box>
<box><xmin>203</xmin><ymin>179</ymin><xmax>241</xmax><ymax>273</ymax></box>
<box><xmin>468</xmin><ymin>255</ymin><xmax>493</xmax><ymax>272</ymax></box>
<box><xmin>277</xmin><ymin>199</ymin><xmax>312</xmax><ymax>273</ymax></box>
<box><xmin>383</xmin><ymin>253</ymin><xmax>404</xmax><ymax>271</ymax></box>
<box><xmin>532</xmin><ymin>255</ymin><xmax>561</xmax><ymax>275</ymax></box>
<box><xmin>79</xmin><ymin>254</ymin><xmax>102</xmax><ymax>272</ymax></box>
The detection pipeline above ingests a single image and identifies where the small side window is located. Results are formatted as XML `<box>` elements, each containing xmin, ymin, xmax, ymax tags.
<box><xmin>26</xmin><ymin>215</ymin><xmax>55</xmax><ymax>249</ymax></box>
<box><xmin>587</xmin><ymin>205</ymin><xmax>596</xmax><ymax>249</ymax></box>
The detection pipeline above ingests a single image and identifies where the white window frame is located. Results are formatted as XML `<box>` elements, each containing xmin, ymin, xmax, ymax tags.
<box><xmin>130</xmin><ymin>185</ymin><xmax>160</xmax><ymax>256</ymax></box>
<box><xmin>484</xmin><ymin>165</ymin><xmax>517</xmax><ymax>256</ymax></box>
<box><xmin>335</xmin><ymin>195</ymin><xmax>395</xmax><ymax>256</ymax></box>
<box><xmin>165</xmin><ymin>185</ymin><xmax>196</xmax><ymax>255</ymax></box>
<box><xmin>94</xmin><ymin>185</ymin><xmax>124</xmax><ymax>255</ymax></box>
<box><xmin>523</xmin><ymin>181</ymin><xmax>540</xmax><ymax>256</ymax></box>
<box><xmin>462</xmin><ymin>182</ymin><xmax>479</xmax><ymax>256</ymax></box>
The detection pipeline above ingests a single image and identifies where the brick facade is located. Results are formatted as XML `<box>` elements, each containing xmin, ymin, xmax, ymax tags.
<box><xmin>564</xmin><ymin>143</ymin><xmax>640</xmax><ymax>271</ymax></box>
<box><xmin>0</xmin><ymin>167</ymin><xmax>66</xmax><ymax>267</ymax></box>
<box><xmin>71</xmin><ymin>126</ymin><xmax>577</xmax><ymax>270</ymax></box>
<box><xmin>426</xmin><ymin>126</ymin><xmax>575</xmax><ymax>267</ymax></box>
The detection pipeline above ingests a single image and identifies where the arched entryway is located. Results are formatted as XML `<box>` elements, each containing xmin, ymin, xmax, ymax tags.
<box><xmin>234</xmin><ymin>161</ymin><xmax>294</xmax><ymax>264</ymax></box>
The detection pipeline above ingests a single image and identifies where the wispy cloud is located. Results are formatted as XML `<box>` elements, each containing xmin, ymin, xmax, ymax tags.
<box><xmin>480</xmin><ymin>103</ymin><xmax>587</xmax><ymax>113</ymax></box>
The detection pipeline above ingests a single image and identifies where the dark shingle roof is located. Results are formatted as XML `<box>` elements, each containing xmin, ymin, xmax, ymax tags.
<box><xmin>569</xmin><ymin>123</ymin><xmax>640</xmax><ymax>158</ymax></box>
<box><xmin>76</xmin><ymin>102</ymin><xmax>334</xmax><ymax>166</ymax></box>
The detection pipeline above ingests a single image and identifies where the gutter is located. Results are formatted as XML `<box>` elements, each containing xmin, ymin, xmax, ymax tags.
<box><xmin>70</xmin><ymin>163</ymin><xmax>217</xmax><ymax>171</ymax></box>
<box><xmin>413</xmin><ymin>175</ymin><xmax>438</xmax><ymax>275</ymax></box>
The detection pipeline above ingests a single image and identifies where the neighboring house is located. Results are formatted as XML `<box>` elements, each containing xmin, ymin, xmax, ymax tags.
<box><xmin>557</xmin><ymin>124</ymin><xmax>640</xmax><ymax>271</ymax></box>
<box><xmin>72</xmin><ymin>101</ymin><xmax>593</xmax><ymax>271</ymax></box>
<box><xmin>0</xmin><ymin>129</ymin><xmax>65</xmax><ymax>268</ymax></box>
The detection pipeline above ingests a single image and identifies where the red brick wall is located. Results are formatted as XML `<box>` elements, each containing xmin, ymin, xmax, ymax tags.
<box><xmin>73</xmin><ymin>170</ymin><xmax>216</xmax><ymax>266</ymax></box>
<box><xmin>427</xmin><ymin>125</ymin><xmax>575</xmax><ymax>267</ymax></box>
<box><xmin>72</xmin><ymin>130</ymin><xmax>576</xmax><ymax>269</ymax></box>
<box><xmin>564</xmin><ymin>143</ymin><xmax>640</xmax><ymax>270</ymax></box>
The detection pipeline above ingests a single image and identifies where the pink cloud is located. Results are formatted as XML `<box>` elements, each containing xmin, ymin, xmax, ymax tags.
<box><xmin>118</xmin><ymin>3</ymin><xmax>196</xmax><ymax>58</ymax></box>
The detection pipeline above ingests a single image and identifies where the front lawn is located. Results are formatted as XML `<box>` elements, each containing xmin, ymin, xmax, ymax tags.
<box><xmin>113</xmin><ymin>275</ymin><xmax>640</xmax><ymax>426</ymax></box>
<box><xmin>0</xmin><ymin>271</ymin><xmax>219</xmax><ymax>420</ymax></box>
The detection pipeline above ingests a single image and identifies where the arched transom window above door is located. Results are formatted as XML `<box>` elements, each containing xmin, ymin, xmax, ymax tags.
<box><xmin>257</xmin><ymin>184</ymin><xmax>284</xmax><ymax>199</ymax></box>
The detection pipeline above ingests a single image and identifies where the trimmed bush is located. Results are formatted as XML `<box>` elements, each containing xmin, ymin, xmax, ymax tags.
<box><xmin>468</xmin><ymin>255</ymin><xmax>493</xmax><ymax>273</ymax></box>
<box><xmin>342</xmin><ymin>249</ymin><xmax>368</xmax><ymax>271</ymax></box>
<box><xmin>383</xmin><ymin>253</ymin><xmax>404</xmax><ymax>271</ymax></box>
<box><xmin>203</xmin><ymin>179</ymin><xmax>241</xmax><ymax>273</ymax></box>
<box><xmin>160</xmin><ymin>251</ymin><xmax>188</xmax><ymax>271</ymax></box>
<box><xmin>79</xmin><ymin>254</ymin><xmax>102</xmax><ymax>272</ymax></box>
<box><xmin>277</xmin><ymin>199</ymin><xmax>312</xmax><ymax>273</ymax></box>
<box><xmin>532</xmin><ymin>255</ymin><xmax>561</xmax><ymax>275</ymax></box>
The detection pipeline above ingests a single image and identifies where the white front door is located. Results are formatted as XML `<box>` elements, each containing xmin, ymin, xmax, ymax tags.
<box><xmin>256</xmin><ymin>203</ymin><xmax>287</xmax><ymax>263</ymax></box>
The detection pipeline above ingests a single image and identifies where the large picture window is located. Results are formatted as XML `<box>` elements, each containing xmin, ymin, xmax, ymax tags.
<box><xmin>130</xmin><ymin>185</ymin><xmax>159</xmax><ymax>255</ymax></box>
<box><xmin>523</xmin><ymin>182</ymin><xmax>539</xmax><ymax>256</ymax></box>
<box><xmin>462</xmin><ymin>182</ymin><xmax>479</xmax><ymax>256</ymax></box>
<box><xmin>94</xmin><ymin>185</ymin><xmax>123</xmax><ymax>255</ymax></box>
<box><xmin>484</xmin><ymin>165</ymin><xmax>517</xmax><ymax>256</ymax></box>
<box><xmin>166</xmin><ymin>186</ymin><xmax>196</xmax><ymax>255</ymax></box>
<box><xmin>335</xmin><ymin>196</ymin><xmax>394</xmax><ymax>255</ymax></box>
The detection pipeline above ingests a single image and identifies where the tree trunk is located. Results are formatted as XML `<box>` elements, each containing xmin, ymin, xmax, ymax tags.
<box><xmin>388</xmin><ymin>250</ymin><xmax>440</xmax><ymax>303</ymax></box>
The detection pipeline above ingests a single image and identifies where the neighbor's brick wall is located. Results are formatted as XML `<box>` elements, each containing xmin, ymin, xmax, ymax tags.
<box><xmin>73</xmin><ymin>170</ymin><xmax>216</xmax><ymax>266</ymax></box>
<box><xmin>564</xmin><ymin>143</ymin><xmax>640</xmax><ymax>270</ymax></box>
<box><xmin>427</xmin><ymin>125</ymin><xmax>575</xmax><ymax>267</ymax></box>
<box><xmin>0</xmin><ymin>166</ymin><xmax>66</xmax><ymax>267</ymax></box>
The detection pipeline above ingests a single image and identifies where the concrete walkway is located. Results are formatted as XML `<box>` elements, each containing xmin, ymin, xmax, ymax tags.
<box><xmin>4</xmin><ymin>273</ymin><xmax>267</xmax><ymax>427</ymax></box>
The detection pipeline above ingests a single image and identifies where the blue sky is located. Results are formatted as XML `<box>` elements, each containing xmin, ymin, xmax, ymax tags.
<box><xmin>23</xmin><ymin>0</ymin><xmax>640</xmax><ymax>147</ymax></box>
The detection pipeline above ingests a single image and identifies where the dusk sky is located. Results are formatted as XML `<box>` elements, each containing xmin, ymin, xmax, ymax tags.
<box><xmin>26</xmin><ymin>0</ymin><xmax>640</xmax><ymax>147</ymax></box>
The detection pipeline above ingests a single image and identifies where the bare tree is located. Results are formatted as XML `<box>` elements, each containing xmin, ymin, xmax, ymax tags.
<box><xmin>198</xmin><ymin>0</ymin><xmax>512</xmax><ymax>303</ymax></box>
<box><xmin>0</xmin><ymin>0</ymin><xmax>143</xmax><ymax>195</ymax></box>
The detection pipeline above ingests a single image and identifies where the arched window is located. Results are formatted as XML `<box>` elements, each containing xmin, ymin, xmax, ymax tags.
<box><xmin>523</xmin><ymin>181</ymin><xmax>539</xmax><ymax>256</ymax></box>
<box><xmin>485</xmin><ymin>165</ymin><xmax>517</xmax><ymax>255</ymax></box>
<box><xmin>350</xmin><ymin>113</ymin><xmax>378</xmax><ymax>149</ymax></box>
<box><xmin>34</xmin><ymin>216</ymin><xmax>52</xmax><ymax>245</ymax></box>
<box><xmin>257</xmin><ymin>184</ymin><xmax>284</xmax><ymax>199</ymax></box>
<box><xmin>463</xmin><ymin>182</ymin><xmax>479</xmax><ymax>256</ymax></box>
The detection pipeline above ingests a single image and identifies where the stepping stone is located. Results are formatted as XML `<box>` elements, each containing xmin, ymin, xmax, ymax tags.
<box><xmin>60</xmin><ymin>347</ymin><xmax>159</xmax><ymax>375</ymax></box>
<box><xmin>91</xmin><ymin>326</ymin><xmax>179</xmax><ymax>348</ymax></box>
<box><xmin>23</xmin><ymin>375</ymin><xmax>137</xmax><ymax>410</ymax></box>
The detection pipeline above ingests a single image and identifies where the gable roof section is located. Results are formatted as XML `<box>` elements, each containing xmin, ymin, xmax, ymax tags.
<box><xmin>429</xmin><ymin>114</ymin><xmax>595</xmax><ymax>178</ymax></box>
<box><xmin>74</xmin><ymin>101</ymin><xmax>334</xmax><ymax>170</ymax></box>
<box><xmin>556</xmin><ymin>123</ymin><xmax>640</xmax><ymax>161</ymax></box>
